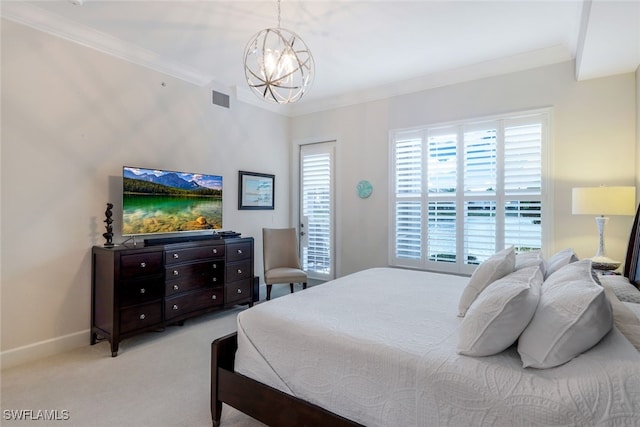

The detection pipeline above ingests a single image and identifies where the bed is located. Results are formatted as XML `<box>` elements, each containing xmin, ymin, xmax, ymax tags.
<box><xmin>211</xmin><ymin>208</ymin><xmax>640</xmax><ymax>426</ymax></box>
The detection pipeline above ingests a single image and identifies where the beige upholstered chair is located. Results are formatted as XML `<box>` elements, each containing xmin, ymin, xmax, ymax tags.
<box><xmin>262</xmin><ymin>228</ymin><xmax>307</xmax><ymax>301</ymax></box>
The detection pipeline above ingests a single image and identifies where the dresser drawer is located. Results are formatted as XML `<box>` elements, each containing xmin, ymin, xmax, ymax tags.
<box><xmin>226</xmin><ymin>241</ymin><xmax>252</xmax><ymax>262</ymax></box>
<box><xmin>120</xmin><ymin>277</ymin><xmax>163</xmax><ymax>307</ymax></box>
<box><xmin>165</xmin><ymin>244</ymin><xmax>224</xmax><ymax>265</ymax></box>
<box><xmin>165</xmin><ymin>271</ymin><xmax>224</xmax><ymax>297</ymax></box>
<box><xmin>165</xmin><ymin>260</ymin><xmax>223</xmax><ymax>281</ymax></box>
<box><xmin>226</xmin><ymin>279</ymin><xmax>251</xmax><ymax>305</ymax></box>
<box><xmin>120</xmin><ymin>252</ymin><xmax>163</xmax><ymax>279</ymax></box>
<box><xmin>120</xmin><ymin>302</ymin><xmax>162</xmax><ymax>334</ymax></box>
<box><xmin>165</xmin><ymin>288</ymin><xmax>224</xmax><ymax>321</ymax></box>
<box><xmin>226</xmin><ymin>260</ymin><xmax>251</xmax><ymax>283</ymax></box>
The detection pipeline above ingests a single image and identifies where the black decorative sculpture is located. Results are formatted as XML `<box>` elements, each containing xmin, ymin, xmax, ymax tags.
<box><xmin>103</xmin><ymin>202</ymin><xmax>114</xmax><ymax>247</ymax></box>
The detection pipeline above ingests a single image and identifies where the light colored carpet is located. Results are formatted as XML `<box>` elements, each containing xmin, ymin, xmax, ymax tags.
<box><xmin>1</xmin><ymin>283</ymin><xmax>313</xmax><ymax>427</ymax></box>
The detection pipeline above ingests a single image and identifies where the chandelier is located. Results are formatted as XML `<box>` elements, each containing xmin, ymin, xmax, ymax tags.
<box><xmin>243</xmin><ymin>0</ymin><xmax>314</xmax><ymax>104</ymax></box>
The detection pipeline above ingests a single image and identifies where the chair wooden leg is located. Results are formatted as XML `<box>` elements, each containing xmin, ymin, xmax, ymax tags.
<box><xmin>267</xmin><ymin>284</ymin><xmax>272</xmax><ymax>301</ymax></box>
<box><xmin>289</xmin><ymin>283</ymin><xmax>294</xmax><ymax>293</ymax></box>
<box><xmin>303</xmin><ymin>282</ymin><xmax>307</xmax><ymax>290</ymax></box>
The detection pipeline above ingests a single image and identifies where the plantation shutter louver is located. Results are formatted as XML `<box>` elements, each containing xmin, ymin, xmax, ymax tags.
<box><xmin>427</xmin><ymin>131</ymin><xmax>458</xmax><ymax>263</ymax></box>
<box><xmin>301</xmin><ymin>152</ymin><xmax>332</xmax><ymax>274</ymax></box>
<box><xmin>503</xmin><ymin>118</ymin><xmax>543</xmax><ymax>252</ymax></box>
<box><xmin>394</xmin><ymin>135</ymin><xmax>423</xmax><ymax>260</ymax></box>
<box><xmin>463</xmin><ymin>126</ymin><xmax>498</xmax><ymax>264</ymax></box>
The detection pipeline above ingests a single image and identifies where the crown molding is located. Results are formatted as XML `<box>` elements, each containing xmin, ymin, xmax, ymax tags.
<box><xmin>1</xmin><ymin>2</ymin><xmax>214</xmax><ymax>86</ymax></box>
<box><xmin>288</xmin><ymin>45</ymin><xmax>572</xmax><ymax>117</ymax></box>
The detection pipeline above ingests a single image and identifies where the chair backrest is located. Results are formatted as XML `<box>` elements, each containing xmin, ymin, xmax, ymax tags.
<box><xmin>262</xmin><ymin>228</ymin><xmax>302</xmax><ymax>272</ymax></box>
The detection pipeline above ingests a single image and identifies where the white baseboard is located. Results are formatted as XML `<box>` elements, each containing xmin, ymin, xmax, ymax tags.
<box><xmin>1</xmin><ymin>329</ymin><xmax>89</xmax><ymax>370</ymax></box>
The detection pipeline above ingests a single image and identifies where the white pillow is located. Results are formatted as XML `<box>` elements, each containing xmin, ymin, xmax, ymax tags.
<box><xmin>515</xmin><ymin>250</ymin><xmax>546</xmax><ymax>277</ymax></box>
<box><xmin>544</xmin><ymin>248</ymin><xmax>578</xmax><ymax>279</ymax></box>
<box><xmin>518</xmin><ymin>259</ymin><xmax>613</xmax><ymax>368</ymax></box>
<box><xmin>458</xmin><ymin>246</ymin><xmax>515</xmax><ymax>317</ymax></box>
<box><xmin>458</xmin><ymin>266</ymin><xmax>542</xmax><ymax>356</ymax></box>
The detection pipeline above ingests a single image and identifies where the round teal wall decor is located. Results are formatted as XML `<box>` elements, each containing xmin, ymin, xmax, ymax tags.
<box><xmin>356</xmin><ymin>180</ymin><xmax>373</xmax><ymax>199</ymax></box>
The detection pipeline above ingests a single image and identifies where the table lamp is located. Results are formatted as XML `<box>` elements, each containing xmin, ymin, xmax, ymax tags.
<box><xmin>572</xmin><ymin>186</ymin><xmax>635</xmax><ymax>270</ymax></box>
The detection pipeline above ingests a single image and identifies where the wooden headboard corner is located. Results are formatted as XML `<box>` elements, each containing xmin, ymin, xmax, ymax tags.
<box><xmin>623</xmin><ymin>203</ymin><xmax>640</xmax><ymax>288</ymax></box>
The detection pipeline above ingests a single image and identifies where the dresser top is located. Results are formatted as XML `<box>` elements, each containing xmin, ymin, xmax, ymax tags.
<box><xmin>93</xmin><ymin>237</ymin><xmax>252</xmax><ymax>253</ymax></box>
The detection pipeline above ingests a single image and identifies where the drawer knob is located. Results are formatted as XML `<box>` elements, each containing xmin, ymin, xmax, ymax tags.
<box><xmin>140</xmin><ymin>262</ymin><xmax>146</xmax><ymax>268</ymax></box>
<box><xmin>212</xmin><ymin>277</ymin><xmax>217</xmax><ymax>283</ymax></box>
<box><xmin>139</xmin><ymin>314</ymin><xmax>146</xmax><ymax>320</ymax></box>
<box><xmin>140</xmin><ymin>288</ymin><xmax>146</xmax><ymax>294</ymax></box>
<box><xmin>212</xmin><ymin>295</ymin><xmax>217</xmax><ymax>300</ymax></box>
<box><xmin>173</xmin><ymin>284</ymin><xmax>179</xmax><ymax>291</ymax></box>
<box><xmin>212</xmin><ymin>264</ymin><xmax>217</xmax><ymax>269</ymax></box>
<box><xmin>172</xmin><ymin>304</ymin><xmax>179</xmax><ymax>310</ymax></box>
<box><xmin>237</xmin><ymin>249</ymin><xmax>243</xmax><ymax>254</ymax></box>
<box><xmin>237</xmin><ymin>289</ymin><xmax>242</xmax><ymax>294</ymax></box>
<box><xmin>237</xmin><ymin>269</ymin><xmax>242</xmax><ymax>274</ymax></box>
<box><xmin>173</xmin><ymin>270</ymin><xmax>179</xmax><ymax>276</ymax></box>
<box><xmin>173</xmin><ymin>253</ymin><xmax>179</xmax><ymax>259</ymax></box>
<box><xmin>212</xmin><ymin>248</ymin><xmax>218</xmax><ymax>254</ymax></box>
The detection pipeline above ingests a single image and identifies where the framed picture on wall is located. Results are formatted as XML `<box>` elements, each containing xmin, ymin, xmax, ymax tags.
<box><xmin>238</xmin><ymin>171</ymin><xmax>275</xmax><ymax>210</ymax></box>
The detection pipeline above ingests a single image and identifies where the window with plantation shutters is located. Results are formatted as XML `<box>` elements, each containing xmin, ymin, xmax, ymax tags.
<box><xmin>300</xmin><ymin>142</ymin><xmax>334</xmax><ymax>280</ymax></box>
<box><xmin>390</xmin><ymin>110</ymin><xmax>548</xmax><ymax>274</ymax></box>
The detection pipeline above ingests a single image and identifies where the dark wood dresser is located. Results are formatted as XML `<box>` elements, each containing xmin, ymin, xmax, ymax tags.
<box><xmin>91</xmin><ymin>237</ymin><xmax>254</xmax><ymax>356</ymax></box>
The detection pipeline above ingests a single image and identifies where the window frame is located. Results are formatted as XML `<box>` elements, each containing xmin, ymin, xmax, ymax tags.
<box><xmin>388</xmin><ymin>109</ymin><xmax>552</xmax><ymax>274</ymax></box>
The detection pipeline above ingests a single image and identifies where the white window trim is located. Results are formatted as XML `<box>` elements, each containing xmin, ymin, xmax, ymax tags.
<box><xmin>388</xmin><ymin>108</ymin><xmax>552</xmax><ymax>274</ymax></box>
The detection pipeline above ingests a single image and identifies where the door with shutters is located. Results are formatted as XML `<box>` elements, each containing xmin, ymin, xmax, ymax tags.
<box><xmin>299</xmin><ymin>142</ymin><xmax>335</xmax><ymax>281</ymax></box>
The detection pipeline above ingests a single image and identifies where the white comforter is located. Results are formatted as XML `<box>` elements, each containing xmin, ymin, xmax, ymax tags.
<box><xmin>235</xmin><ymin>268</ymin><xmax>640</xmax><ymax>426</ymax></box>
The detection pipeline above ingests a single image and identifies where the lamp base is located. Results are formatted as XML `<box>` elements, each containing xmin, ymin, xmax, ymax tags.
<box><xmin>590</xmin><ymin>256</ymin><xmax>620</xmax><ymax>271</ymax></box>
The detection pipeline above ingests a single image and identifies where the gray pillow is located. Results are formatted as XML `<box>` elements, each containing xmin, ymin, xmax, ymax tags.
<box><xmin>518</xmin><ymin>259</ymin><xmax>613</xmax><ymax>368</ymax></box>
<box><xmin>458</xmin><ymin>266</ymin><xmax>542</xmax><ymax>356</ymax></box>
<box><xmin>545</xmin><ymin>248</ymin><xmax>578</xmax><ymax>279</ymax></box>
<box><xmin>458</xmin><ymin>246</ymin><xmax>515</xmax><ymax>317</ymax></box>
<box><xmin>601</xmin><ymin>282</ymin><xmax>640</xmax><ymax>351</ymax></box>
<box><xmin>599</xmin><ymin>275</ymin><xmax>640</xmax><ymax>304</ymax></box>
<box><xmin>515</xmin><ymin>250</ymin><xmax>546</xmax><ymax>277</ymax></box>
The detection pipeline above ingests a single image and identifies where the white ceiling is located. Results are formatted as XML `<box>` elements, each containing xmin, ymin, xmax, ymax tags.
<box><xmin>2</xmin><ymin>0</ymin><xmax>639</xmax><ymax>116</ymax></box>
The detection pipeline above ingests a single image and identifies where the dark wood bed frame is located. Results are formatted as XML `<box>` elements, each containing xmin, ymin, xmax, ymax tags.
<box><xmin>211</xmin><ymin>204</ymin><xmax>640</xmax><ymax>426</ymax></box>
<box><xmin>211</xmin><ymin>331</ymin><xmax>364</xmax><ymax>427</ymax></box>
<box><xmin>624</xmin><ymin>202</ymin><xmax>640</xmax><ymax>287</ymax></box>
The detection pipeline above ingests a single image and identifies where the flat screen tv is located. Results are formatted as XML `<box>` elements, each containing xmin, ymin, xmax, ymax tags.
<box><xmin>122</xmin><ymin>166</ymin><xmax>223</xmax><ymax>236</ymax></box>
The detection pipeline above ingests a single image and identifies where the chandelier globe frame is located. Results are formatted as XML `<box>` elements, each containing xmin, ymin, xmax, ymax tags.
<box><xmin>243</xmin><ymin>1</ymin><xmax>314</xmax><ymax>104</ymax></box>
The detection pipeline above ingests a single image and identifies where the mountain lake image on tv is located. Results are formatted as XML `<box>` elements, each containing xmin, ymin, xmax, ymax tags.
<box><xmin>122</xmin><ymin>166</ymin><xmax>223</xmax><ymax>236</ymax></box>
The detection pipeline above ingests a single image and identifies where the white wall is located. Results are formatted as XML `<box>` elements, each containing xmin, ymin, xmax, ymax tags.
<box><xmin>1</xmin><ymin>20</ymin><xmax>290</xmax><ymax>367</ymax></box>
<box><xmin>2</xmin><ymin>18</ymin><xmax>637</xmax><ymax>368</ymax></box>
<box><xmin>292</xmin><ymin>61</ymin><xmax>637</xmax><ymax>277</ymax></box>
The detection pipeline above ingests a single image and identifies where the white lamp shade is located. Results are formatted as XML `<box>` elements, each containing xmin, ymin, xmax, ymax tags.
<box><xmin>572</xmin><ymin>186</ymin><xmax>636</xmax><ymax>216</ymax></box>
